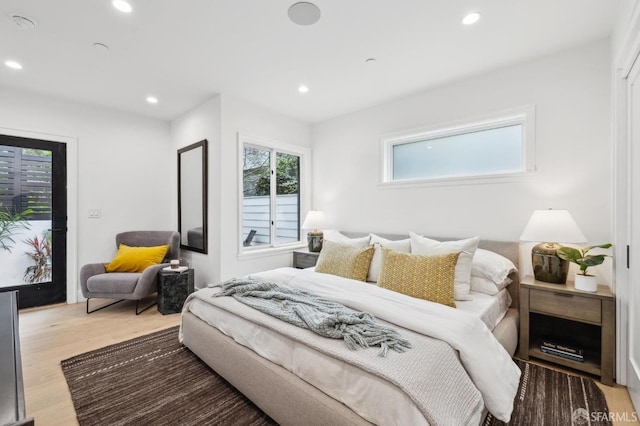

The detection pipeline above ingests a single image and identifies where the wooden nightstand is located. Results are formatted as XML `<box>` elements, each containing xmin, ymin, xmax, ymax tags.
<box><xmin>518</xmin><ymin>275</ymin><xmax>615</xmax><ymax>385</ymax></box>
<box><xmin>293</xmin><ymin>249</ymin><xmax>320</xmax><ymax>269</ymax></box>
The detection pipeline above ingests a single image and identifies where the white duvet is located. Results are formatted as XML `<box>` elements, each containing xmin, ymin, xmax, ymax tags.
<box><xmin>248</xmin><ymin>267</ymin><xmax>521</xmax><ymax>422</ymax></box>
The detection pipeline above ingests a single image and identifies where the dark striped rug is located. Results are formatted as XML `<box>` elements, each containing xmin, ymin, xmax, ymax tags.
<box><xmin>485</xmin><ymin>360</ymin><xmax>611</xmax><ymax>425</ymax></box>
<box><xmin>61</xmin><ymin>326</ymin><xmax>276</xmax><ymax>426</ymax></box>
<box><xmin>62</xmin><ymin>326</ymin><xmax>611</xmax><ymax>426</ymax></box>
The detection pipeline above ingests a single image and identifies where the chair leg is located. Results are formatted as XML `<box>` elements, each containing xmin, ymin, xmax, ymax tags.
<box><xmin>86</xmin><ymin>298</ymin><xmax>124</xmax><ymax>314</ymax></box>
<box><xmin>135</xmin><ymin>298</ymin><xmax>157</xmax><ymax>315</ymax></box>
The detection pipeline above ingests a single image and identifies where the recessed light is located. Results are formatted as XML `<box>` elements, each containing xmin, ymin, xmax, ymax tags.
<box><xmin>365</xmin><ymin>58</ymin><xmax>376</xmax><ymax>64</ymax></box>
<box><xmin>112</xmin><ymin>0</ymin><xmax>133</xmax><ymax>13</ymax></box>
<box><xmin>146</xmin><ymin>96</ymin><xmax>158</xmax><ymax>104</ymax></box>
<box><xmin>298</xmin><ymin>85</ymin><xmax>309</xmax><ymax>93</ymax></box>
<box><xmin>462</xmin><ymin>12</ymin><xmax>481</xmax><ymax>25</ymax></box>
<box><xmin>288</xmin><ymin>2</ymin><xmax>321</xmax><ymax>26</ymax></box>
<box><xmin>5</xmin><ymin>60</ymin><xmax>23</xmax><ymax>70</ymax></box>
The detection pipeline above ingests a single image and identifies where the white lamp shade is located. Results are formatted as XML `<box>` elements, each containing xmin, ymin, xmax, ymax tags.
<box><xmin>519</xmin><ymin>209</ymin><xmax>587</xmax><ymax>243</ymax></box>
<box><xmin>302</xmin><ymin>210</ymin><xmax>327</xmax><ymax>230</ymax></box>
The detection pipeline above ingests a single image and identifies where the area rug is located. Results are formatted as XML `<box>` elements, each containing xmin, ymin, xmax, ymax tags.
<box><xmin>62</xmin><ymin>326</ymin><xmax>611</xmax><ymax>426</ymax></box>
<box><xmin>484</xmin><ymin>359</ymin><xmax>611</xmax><ymax>425</ymax></box>
<box><xmin>61</xmin><ymin>326</ymin><xmax>276</xmax><ymax>426</ymax></box>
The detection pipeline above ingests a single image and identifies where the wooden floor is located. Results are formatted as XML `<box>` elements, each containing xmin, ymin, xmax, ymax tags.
<box><xmin>18</xmin><ymin>300</ymin><xmax>639</xmax><ymax>425</ymax></box>
<box><xmin>19</xmin><ymin>298</ymin><xmax>181</xmax><ymax>426</ymax></box>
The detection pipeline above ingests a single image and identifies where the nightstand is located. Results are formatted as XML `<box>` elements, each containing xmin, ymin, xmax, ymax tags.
<box><xmin>518</xmin><ymin>275</ymin><xmax>615</xmax><ymax>385</ymax></box>
<box><xmin>293</xmin><ymin>249</ymin><xmax>319</xmax><ymax>269</ymax></box>
<box><xmin>157</xmin><ymin>269</ymin><xmax>195</xmax><ymax>315</ymax></box>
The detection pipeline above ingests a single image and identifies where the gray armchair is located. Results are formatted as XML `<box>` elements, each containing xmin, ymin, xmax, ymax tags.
<box><xmin>80</xmin><ymin>231</ymin><xmax>180</xmax><ymax>314</ymax></box>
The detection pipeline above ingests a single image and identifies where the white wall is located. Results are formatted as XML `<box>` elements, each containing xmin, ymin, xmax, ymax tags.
<box><xmin>311</xmin><ymin>40</ymin><xmax>613</xmax><ymax>283</ymax></box>
<box><xmin>219</xmin><ymin>95</ymin><xmax>312</xmax><ymax>280</ymax></box>
<box><xmin>0</xmin><ymin>87</ymin><xmax>173</xmax><ymax>301</ymax></box>
<box><xmin>171</xmin><ymin>94</ymin><xmax>312</xmax><ymax>287</ymax></box>
<box><xmin>170</xmin><ymin>95</ymin><xmax>222</xmax><ymax>288</ymax></box>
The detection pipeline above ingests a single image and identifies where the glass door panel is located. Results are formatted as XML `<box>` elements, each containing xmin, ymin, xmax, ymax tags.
<box><xmin>0</xmin><ymin>135</ymin><xmax>66</xmax><ymax>308</ymax></box>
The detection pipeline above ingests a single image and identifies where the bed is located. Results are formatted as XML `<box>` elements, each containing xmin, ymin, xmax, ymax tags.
<box><xmin>180</xmin><ymin>234</ymin><xmax>521</xmax><ymax>425</ymax></box>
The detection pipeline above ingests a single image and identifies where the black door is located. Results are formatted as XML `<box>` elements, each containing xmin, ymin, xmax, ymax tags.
<box><xmin>0</xmin><ymin>134</ymin><xmax>67</xmax><ymax>308</ymax></box>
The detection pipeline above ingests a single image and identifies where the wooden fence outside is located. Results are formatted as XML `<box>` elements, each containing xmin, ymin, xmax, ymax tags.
<box><xmin>243</xmin><ymin>194</ymin><xmax>299</xmax><ymax>246</ymax></box>
<box><xmin>0</xmin><ymin>146</ymin><xmax>52</xmax><ymax>219</ymax></box>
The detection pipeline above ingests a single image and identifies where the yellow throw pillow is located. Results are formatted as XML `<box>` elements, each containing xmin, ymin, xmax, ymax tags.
<box><xmin>105</xmin><ymin>244</ymin><xmax>170</xmax><ymax>273</ymax></box>
<box><xmin>315</xmin><ymin>240</ymin><xmax>375</xmax><ymax>281</ymax></box>
<box><xmin>378</xmin><ymin>248</ymin><xmax>459</xmax><ymax>307</ymax></box>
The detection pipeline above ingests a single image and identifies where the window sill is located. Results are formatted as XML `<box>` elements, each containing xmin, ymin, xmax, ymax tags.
<box><xmin>237</xmin><ymin>243</ymin><xmax>307</xmax><ymax>261</ymax></box>
<box><xmin>378</xmin><ymin>171</ymin><xmax>532</xmax><ymax>189</ymax></box>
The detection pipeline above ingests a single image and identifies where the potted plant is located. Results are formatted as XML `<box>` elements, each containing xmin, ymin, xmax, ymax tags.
<box><xmin>0</xmin><ymin>207</ymin><xmax>32</xmax><ymax>252</ymax></box>
<box><xmin>557</xmin><ymin>243</ymin><xmax>612</xmax><ymax>292</ymax></box>
<box><xmin>23</xmin><ymin>232</ymin><xmax>52</xmax><ymax>283</ymax></box>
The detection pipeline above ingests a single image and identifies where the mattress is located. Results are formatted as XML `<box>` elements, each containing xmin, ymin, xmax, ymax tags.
<box><xmin>457</xmin><ymin>289</ymin><xmax>512</xmax><ymax>331</ymax></box>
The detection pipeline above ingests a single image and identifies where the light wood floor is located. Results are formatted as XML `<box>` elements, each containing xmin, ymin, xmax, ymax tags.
<box><xmin>19</xmin><ymin>298</ymin><xmax>181</xmax><ymax>426</ymax></box>
<box><xmin>18</xmin><ymin>300</ymin><xmax>639</xmax><ymax>425</ymax></box>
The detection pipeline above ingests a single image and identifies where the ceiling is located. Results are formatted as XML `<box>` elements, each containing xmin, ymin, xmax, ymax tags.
<box><xmin>0</xmin><ymin>1</ymin><xmax>619</xmax><ymax>124</ymax></box>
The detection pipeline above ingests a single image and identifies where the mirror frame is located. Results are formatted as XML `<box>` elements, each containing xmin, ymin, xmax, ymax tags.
<box><xmin>178</xmin><ymin>139</ymin><xmax>208</xmax><ymax>254</ymax></box>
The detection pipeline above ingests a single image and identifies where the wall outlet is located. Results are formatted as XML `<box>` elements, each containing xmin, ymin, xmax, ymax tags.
<box><xmin>88</xmin><ymin>209</ymin><xmax>101</xmax><ymax>218</ymax></box>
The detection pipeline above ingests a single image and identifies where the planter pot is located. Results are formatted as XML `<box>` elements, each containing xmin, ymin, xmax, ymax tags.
<box><xmin>574</xmin><ymin>274</ymin><xmax>598</xmax><ymax>292</ymax></box>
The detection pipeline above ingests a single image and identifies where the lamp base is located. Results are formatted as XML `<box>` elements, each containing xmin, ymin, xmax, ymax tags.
<box><xmin>307</xmin><ymin>231</ymin><xmax>324</xmax><ymax>252</ymax></box>
<box><xmin>531</xmin><ymin>242</ymin><xmax>569</xmax><ymax>284</ymax></box>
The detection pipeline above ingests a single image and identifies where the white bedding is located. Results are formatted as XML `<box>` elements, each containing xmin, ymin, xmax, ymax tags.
<box><xmin>308</xmin><ymin>266</ymin><xmax>512</xmax><ymax>331</ymax></box>
<box><xmin>188</xmin><ymin>295</ymin><xmax>432</xmax><ymax>425</ymax></box>
<box><xmin>457</xmin><ymin>289</ymin><xmax>512</xmax><ymax>330</ymax></box>
<box><xmin>182</xmin><ymin>267</ymin><xmax>520</xmax><ymax>423</ymax></box>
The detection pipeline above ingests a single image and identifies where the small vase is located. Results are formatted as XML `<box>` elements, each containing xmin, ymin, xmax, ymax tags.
<box><xmin>574</xmin><ymin>274</ymin><xmax>598</xmax><ymax>292</ymax></box>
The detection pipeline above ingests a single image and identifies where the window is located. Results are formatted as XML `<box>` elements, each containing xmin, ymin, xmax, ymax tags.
<box><xmin>381</xmin><ymin>107</ymin><xmax>535</xmax><ymax>185</ymax></box>
<box><xmin>239</xmin><ymin>134</ymin><xmax>309</xmax><ymax>253</ymax></box>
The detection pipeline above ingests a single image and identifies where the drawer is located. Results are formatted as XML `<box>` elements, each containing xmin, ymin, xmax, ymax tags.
<box><xmin>294</xmin><ymin>252</ymin><xmax>318</xmax><ymax>269</ymax></box>
<box><xmin>530</xmin><ymin>289</ymin><xmax>601</xmax><ymax>324</ymax></box>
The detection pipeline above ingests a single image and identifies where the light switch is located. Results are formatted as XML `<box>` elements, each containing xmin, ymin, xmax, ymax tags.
<box><xmin>88</xmin><ymin>209</ymin><xmax>101</xmax><ymax>218</ymax></box>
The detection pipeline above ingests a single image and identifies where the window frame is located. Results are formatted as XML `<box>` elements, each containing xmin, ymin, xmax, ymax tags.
<box><xmin>237</xmin><ymin>133</ymin><xmax>310</xmax><ymax>257</ymax></box>
<box><xmin>379</xmin><ymin>106</ymin><xmax>536</xmax><ymax>187</ymax></box>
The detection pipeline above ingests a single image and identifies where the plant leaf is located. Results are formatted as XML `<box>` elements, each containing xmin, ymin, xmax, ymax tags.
<box><xmin>557</xmin><ymin>247</ymin><xmax>581</xmax><ymax>262</ymax></box>
<box><xmin>577</xmin><ymin>255</ymin><xmax>607</xmax><ymax>267</ymax></box>
<box><xmin>585</xmin><ymin>243</ymin><xmax>613</xmax><ymax>252</ymax></box>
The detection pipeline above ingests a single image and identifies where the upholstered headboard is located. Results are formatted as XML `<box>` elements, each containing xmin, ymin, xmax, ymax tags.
<box><xmin>341</xmin><ymin>232</ymin><xmax>520</xmax><ymax>309</ymax></box>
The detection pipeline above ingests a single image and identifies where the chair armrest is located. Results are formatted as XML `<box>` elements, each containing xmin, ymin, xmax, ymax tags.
<box><xmin>133</xmin><ymin>263</ymin><xmax>170</xmax><ymax>298</ymax></box>
<box><xmin>79</xmin><ymin>263</ymin><xmax>107</xmax><ymax>297</ymax></box>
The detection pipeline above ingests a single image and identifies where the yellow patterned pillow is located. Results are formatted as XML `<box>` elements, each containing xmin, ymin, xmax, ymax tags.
<box><xmin>315</xmin><ymin>240</ymin><xmax>375</xmax><ymax>281</ymax></box>
<box><xmin>378</xmin><ymin>248</ymin><xmax>459</xmax><ymax>307</ymax></box>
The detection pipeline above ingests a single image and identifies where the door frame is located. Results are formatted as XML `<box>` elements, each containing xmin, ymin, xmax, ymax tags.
<box><xmin>614</xmin><ymin>3</ymin><xmax>640</xmax><ymax>408</ymax></box>
<box><xmin>0</xmin><ymin>127</ymin><xmax>78</xmax><ymax>305</ymax></box>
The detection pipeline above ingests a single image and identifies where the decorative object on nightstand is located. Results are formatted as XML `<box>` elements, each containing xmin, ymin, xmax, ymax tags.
<box><xmin>519</xmin><ymin>209</ymin><xmax>587</xmax><ymax>284</ymax></box>
<box><xmin>157</xmin><ymin>268</ymin><xmax>194</xmax><ymax>314</ymax></box>
<box><xmin>557</xmin><ymin>243</ymin><xmax>612</xmax><ymax>292</ymax></box>
<box><xmin>301</xmin><ymin>210</ymin><xmax>327</xmax><ymax>252</ymax></box>
<box><xmin>293</xmin><ymin>248</ymin><xmax>320</xmax><ymax>269</ymax></box>
<box><xmin>518</xmin><ymin>275</ymin><xmax>615</xmax><ymax>385</ymax></box>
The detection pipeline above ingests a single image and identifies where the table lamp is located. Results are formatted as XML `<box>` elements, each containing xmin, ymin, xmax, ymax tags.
<box><xmin>301</xmin><ymin>210</ymin><xmax>327</xmax><ymax>252</ymax></box>
<box><xmin>519</xmin><ymin>209</ymin><xmax>587</xmax><ymax>284</ymax></box>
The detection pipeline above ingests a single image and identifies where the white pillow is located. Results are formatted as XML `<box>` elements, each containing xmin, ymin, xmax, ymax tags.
<box><xmin>322</xmin><ymin>229</ymin><xmax>370</xmax><ymax>248</ymax></box>
<box><xmin>471</xmin><ymin>248</ymin><xmax>517</xmax><ymax>285</ymax></box>
<box><xmin>409</xmin><ymin>232</ymin><xmax>480</xmax><ymax>301</ymax></box>
<box><xmin>470</xmin><ymin>275</ymin><xmax>513</xmax><ymax>296</ymax></box>
<box><xmin>367</xmin><ymin>234</ymin><xmax>411</xmax><ymax>283</ymax></box>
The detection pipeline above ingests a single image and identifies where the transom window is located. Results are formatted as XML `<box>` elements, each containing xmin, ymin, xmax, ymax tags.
<box><xmin>381</xmin><ymin>107</ymin><xmax>535</xmax><ymax>185</ymax></box>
